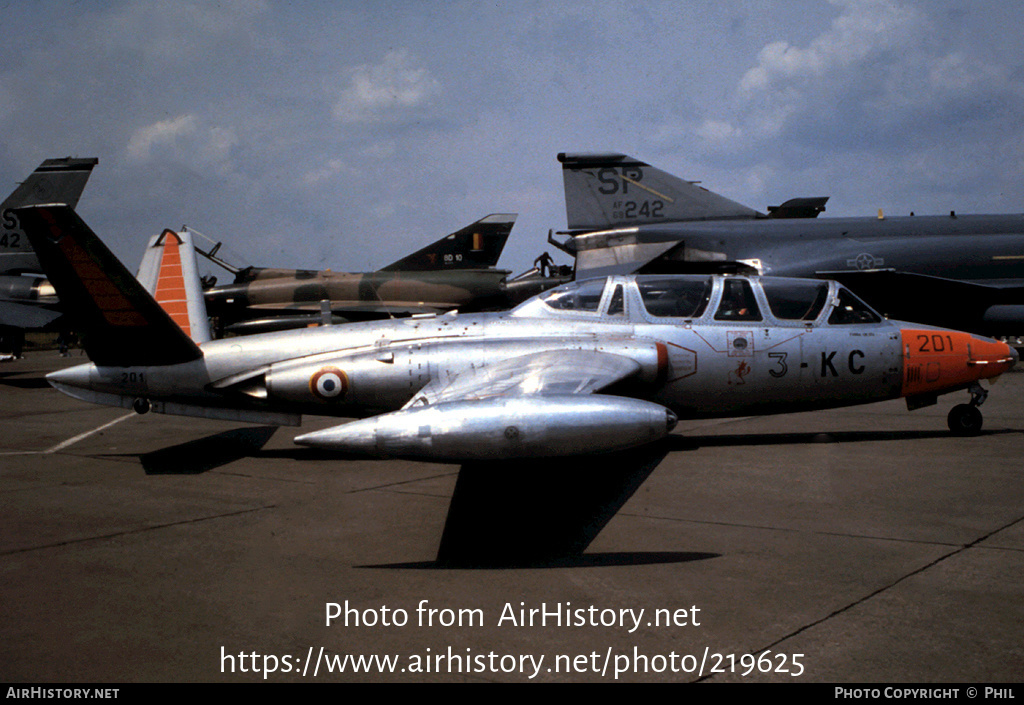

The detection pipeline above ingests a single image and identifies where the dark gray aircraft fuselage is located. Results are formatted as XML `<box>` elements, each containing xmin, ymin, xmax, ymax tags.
<box><xmin>569</xmin><ymin>214</ymin><xmax>1024</xmax><ymax>335</ymax></box>
<box><xmin>593</xmin><ymin>213</ymin><xmax>1024</xmax><ymax>284</ymax></box>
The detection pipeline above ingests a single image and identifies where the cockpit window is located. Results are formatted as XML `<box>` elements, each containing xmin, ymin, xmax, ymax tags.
<box><xmin>541</xmin><ymin>279</ymin><xmax>606</xmax><ymax>312</ymax></box>
<box><xmin>828</xmin><ymin>288</ymin><xmax>882</xmax><ymax>325</ymax></box>
<box><xmin>607</xmin><ymin>285</ymin><xmax>625</xmax><ymax>315</ymax></box>
<box><xmin>761</xmin><ymin>279</ymin><xmax>829</xmax><ymax>321</ymax></box>
<box><xmin>714</xmin><ymin>278</ymin><xmax>762</xmax><ymax>321</ymax></box>
<box><xmin>637</xmin><ymin>276</ymin><xmax>712</xmax><ymax>318</ymax></box>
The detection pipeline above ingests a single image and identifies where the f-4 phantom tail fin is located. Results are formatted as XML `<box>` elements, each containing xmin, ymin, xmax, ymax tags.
<box><xmin>378</xmin><ymin>213</ymin><xmax>516</xmax><ymax>272</ymax></box>
<box><xmin>1</xmin><ymin>157</ymin><xmax>99</xmax><ymax>274</ymax></box>
<box><xmin>13</xmin><ymin>204</ymin><xmax>202</xmax><ymax>366</ymax></box>
<box><xmin>558</xmin><ymin>152</ymin><xmax>761</xmax><ymax>231</ymax></box>
<box><xmin>137</xmin><ymin>228</ymin><xmax>212</xmax><ymax>344</ymax></box>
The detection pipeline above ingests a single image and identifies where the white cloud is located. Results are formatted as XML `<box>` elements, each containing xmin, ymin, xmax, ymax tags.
<box><xmin>926</xmin><ymin>51</ymin><xmax>1006</xmax><ymax>95</ymax></box>
<box><xmin>332</xmin><ymin>50</ymin><xmax>442</xmax><ymax>124</ymax></box>
<box><xmin>728</xmin><ymin>0</ymin><xmax>922</xmax><ymax>141</ymax></box>
<box><xmin>697</xmin><ymin>0</ymin><xmax>1024</xmax><ymax>157</ymax></box>
<box><xmin>738</xmin><ymin>0</ymin><xmax>919</xmax><ymax>97</ymax></box>
<box><xmin>126</xmin><ymin>114</ymin><xmax>199</xmax><ymax>161</ymax></box>
<box><xmin>126</xmin><ymin>113</ymin><xmax>238</xmax><ymax>175</ymax></box>
<box><xmin>695</xmin><ymin>119</ymin><xmax>744</xmax><ymax>146</ymax></box>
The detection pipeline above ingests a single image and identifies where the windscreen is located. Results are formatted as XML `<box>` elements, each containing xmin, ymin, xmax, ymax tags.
<box><xmin>761</xmin><ymin>279</ymin><xmax>830</xmax><ymax>321</ymax></box>
<box><xmin>828</xmin><ymin>288</ymin><xmax>882</xmax><ymax>324</ymax></box>
<box><xmin>541</xmin><ymin>278</ymin><xmax>606</xmax><ymax>312</ymax></box>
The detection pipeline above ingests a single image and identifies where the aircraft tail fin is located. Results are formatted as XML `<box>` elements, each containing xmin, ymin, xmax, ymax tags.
<box><xmin>1</xmin><ymin>157</ymin><xmax>99</xmax><ymax>274</ymax></box>
<box><xmin>136</xmin><ymin>228</ymin><xmax>212</xmax><ymax>344</ymax></box>
<box><xmin>13</xmin><ymin>204</ymin><xmax>203</xmax><ymax>366</ymax></box>
<box><xmin>558</xmin><ymin>152</ymin><xmax>761</xmax><ymax>231</ymax></box>
<box><xmin>378</xmin><ymin>214</ymin><xmax>516</xmax><ymax>272</ymax></box>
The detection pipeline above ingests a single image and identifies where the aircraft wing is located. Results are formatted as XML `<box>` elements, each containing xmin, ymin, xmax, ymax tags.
<box><xmin>818</xmin><ymin>268</ymin><xmax>1024</xmax><ymax>295</ymax></box>
<box><xmin>0</xmin><ymin>300</ymin><xmax>63</xmax><ymax>329</ymax></box>
<box><xmin>294</xmin><ymin>349</ymin><xmax>675</xmax><ymax>460</ymax></box>
<box><xmin>403</xmin><ymin>349</ymin><xmax>642</xmax><ymax>408</ymax></box>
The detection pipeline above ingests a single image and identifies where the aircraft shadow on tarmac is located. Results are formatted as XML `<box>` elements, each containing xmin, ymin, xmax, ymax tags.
<box><xmin>362</xmin><ymin>551</ymin><xmax>720</xmax><ymax>570</ymax></box>
<box><xmin>141</xmin><ymin>424</ymin><xmax>1019</xmax><ymax>475</ymax></box>
<box><xmin>126</xmin><ymin>423</ymin><xmax>1020</xmax><ymax>566</ymax></box>
<box><xmin>138</xmin><ymin>425</ymin><xmax>280</xmax><ymax>475</ymax></box>
<box><xmin>666</xmin><ymin>427</ymin><xmax>1019</xmax><ymax>451</ymax></box>
<box><xmin>130</xmin><ymin>428</ymin><xmax>688</xmax><ymax>566</ymax></box>
<box><xmin>0</xmin><ymin>370</ymin><xmax>54</xmax><ymax>389</ymax></box>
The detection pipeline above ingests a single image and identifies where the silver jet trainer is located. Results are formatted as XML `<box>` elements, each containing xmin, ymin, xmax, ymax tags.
<box><xmin>18</xmin><ymin>205</ymin><xmax>1017</xmax><ymax>463</ymax></box>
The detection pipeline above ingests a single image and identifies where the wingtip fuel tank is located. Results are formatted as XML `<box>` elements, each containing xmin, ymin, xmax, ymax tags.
<box><xmin>294</xmin><ymin>396</ymin><xmax>679</xmax><ymax>461</ymax></box>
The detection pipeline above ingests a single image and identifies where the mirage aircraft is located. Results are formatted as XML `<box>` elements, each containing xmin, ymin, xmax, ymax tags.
<box><xmin>203</xmin><ymin>214</ymin><xmax>569</xmax><ymax>335</ymax></box>
<box><xmin>16</xmin><ymin>203</ymin><xmax>1016</xmax><ymax>462</ymax></box>
<box><xmin>552</xmin><ymin>152</ymin><xmax>1024</xmax><ymax>337</ymax></box>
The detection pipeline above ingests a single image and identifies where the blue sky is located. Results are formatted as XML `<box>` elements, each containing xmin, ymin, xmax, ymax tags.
<box><xmin>2</xmin><ymin>0</ymin><xmax>1023</xmax><ymax>277</ymax></box>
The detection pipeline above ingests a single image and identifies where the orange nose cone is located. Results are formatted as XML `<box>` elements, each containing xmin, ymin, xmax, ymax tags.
<box><xmin>901</xmin><ymin>329</ymin><xmax>1016</xmax><ymax>398</ymax></box>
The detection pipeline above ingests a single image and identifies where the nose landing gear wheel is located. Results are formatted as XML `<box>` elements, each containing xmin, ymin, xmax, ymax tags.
<box><xmin>947</xmin><ymin>403</ymin><xmax>982</xmax><ymax>436</ymax></box>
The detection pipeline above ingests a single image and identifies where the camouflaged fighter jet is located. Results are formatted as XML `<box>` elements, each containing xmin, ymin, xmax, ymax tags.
<box><xmin>0</xmin><ymin>157</ymin><xmax>98</xmax><ymax>355</ymax></box>
<box><xmin>16</xmin><ymin>204</ymin><xmax>1016</xmax><ymax>465</ymax></box>
<box><xmin>553</xmin><ymin>153</ymin><xmax>1024</xmax><ymax>337</ymax></box>
<box><xmin>203</xmin><ymin>214</ymin><xmax>570</xmax><ymax>335</ymax></box>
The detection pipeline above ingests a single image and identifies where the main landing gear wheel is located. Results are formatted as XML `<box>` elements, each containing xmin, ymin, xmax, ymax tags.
<box><xmin>947</xmin><ymin>404</ymin><xmax>982</xmax><ymax>436</ymax></box>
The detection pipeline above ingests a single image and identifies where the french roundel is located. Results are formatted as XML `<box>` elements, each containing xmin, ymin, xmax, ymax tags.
<box><xmin>309</xmin><ymin>367</ymin><xmax>348</xmax><ymax>400</ymax></box>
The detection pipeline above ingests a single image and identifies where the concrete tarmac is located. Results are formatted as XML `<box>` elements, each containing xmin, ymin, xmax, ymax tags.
<box><xmin>1</xmin><ymin>351</ymin><xmax>1022</xmax><ymax>682</ymax></box>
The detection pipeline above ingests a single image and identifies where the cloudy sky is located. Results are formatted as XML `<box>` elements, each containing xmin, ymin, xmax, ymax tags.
<box><xmin>3</xmin><ymin>0</ymin><xmax>1023</xmax><ymax>277</ymax></box>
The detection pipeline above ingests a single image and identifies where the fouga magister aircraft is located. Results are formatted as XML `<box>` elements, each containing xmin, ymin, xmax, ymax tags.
<box><xmin>16</xmin><ymin>204</ymin><xmax>1017</xmax><ymax>460</ymax></box>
